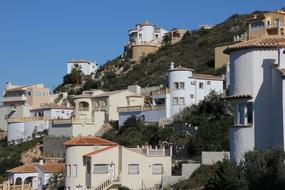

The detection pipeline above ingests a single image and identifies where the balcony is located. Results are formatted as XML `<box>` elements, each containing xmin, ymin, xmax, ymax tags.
<box><xmin>7</xmin><ymin>116</ymin><xmax>49</xmax><ymax>123</ymax></box>
<box><xmin>265</xmin><ymin>23</ymin><xmax>284</xmax><ymax>29</ymax></box>
<box><xmin>52</xmin><ymin>118</ymin><xmax>94</xmax><ymax>125</ymax></box>
<box><xmin>2</xmin><ymin>95</ymin><xmax>27</xmax><ymax>102</ymax></box>
<box><xmin>117</xmin><ymin>105</ymin><xmax>165</xmax><ymax>113</ymax></box>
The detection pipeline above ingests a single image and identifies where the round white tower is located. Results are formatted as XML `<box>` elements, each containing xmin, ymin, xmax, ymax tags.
<box><xmin>168</xmin><ymin>63</ymin><xmax>193</xmax><ymax>116</ymax></box>
<box><xmin>7</xmin><ymin>121</ymin><xmax>25</xmax><ymax>144</ymax></box>
<box><xmin>139</xmin><ymin>21</ymin><xmax>155</xmax><ymax>43</ymax></box>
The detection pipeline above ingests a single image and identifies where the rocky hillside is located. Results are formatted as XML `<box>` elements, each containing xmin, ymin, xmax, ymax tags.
<box><xmin>55</xmin><ymin>13</ymin><xmax>249</xmax><ymax>94</ymax></box>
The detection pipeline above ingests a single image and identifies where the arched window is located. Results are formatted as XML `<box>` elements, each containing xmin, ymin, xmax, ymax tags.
<box><xmin>79</xmin><ymin>102</ymin><xmax>89</xmax><ymax>111</ymax></box>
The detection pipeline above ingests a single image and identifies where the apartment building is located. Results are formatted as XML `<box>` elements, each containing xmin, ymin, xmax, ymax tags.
<box><xmin>0</xmin><ymin>82</ymin><xmax>54</xmax><ymax>131</ymax></box>
<box><xmin>224</xmin><ymin>37</ymin><xmax>285</xmax><ymax>163</ymax></box>
<box><xmin>247</xmin><ymin>10</ymin><xmax>285</xmax><ymax>40</ymax></box>
<box><xmin>64</xmin><ymin>136</ymin><xmax>172</xmax><ymax>190</ymax></box>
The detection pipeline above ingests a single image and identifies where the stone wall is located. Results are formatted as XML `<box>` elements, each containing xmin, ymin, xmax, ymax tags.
<box><xmin>43</xmin><ymin>136</ymin><xmax>70</xmax><ymax>158</ymax></box>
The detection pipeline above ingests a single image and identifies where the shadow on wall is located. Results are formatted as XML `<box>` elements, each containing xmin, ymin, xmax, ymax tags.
<box><xmin>254</xmin><ymin>58</ymin><xmax>276</xmax><ymax>150</ymax></box>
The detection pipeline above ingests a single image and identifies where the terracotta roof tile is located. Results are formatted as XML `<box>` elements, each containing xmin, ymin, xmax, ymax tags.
<box><xmin>41</xmin><ymin>163</ymin><xmax>65</xmax><ymax>173</ymax></box>
<box><xmin>225</xmin><ymin>94</ymin><xmax>253</xmax><ymax>100</ymax></box>
<box><xmin>224</xmin><ymin>37</ymin><xmax>285</xmax><ymax>54</ymax></box>
<box><xmin>192</xmin><ymin>74</ymin><xmax>224</xmax><ymax>81</ymax></box>
<box><xmin>83</xmin><ymin>145</ymin><xmax>118</xmax><ymax>157</ymax></box>
<box><xmin>7</xmin><ymin>163</ymin><xmax>64</xmax><ymax>173</ymax></box>
<box><xmin>7</xmin><ymin>164</ymin><xmax>36</xmax><ymax>173</ymax></box>
<box><xmin>64</xmin><ymin>136</ymin><xmax>117</xmax><ymax>146</ymax></box>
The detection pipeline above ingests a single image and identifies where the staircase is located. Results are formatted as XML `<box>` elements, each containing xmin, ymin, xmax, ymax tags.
<box><xmin>93</xmin><ymin>176</ymin><xmax>121</xmax><ymax>190</ymax></box>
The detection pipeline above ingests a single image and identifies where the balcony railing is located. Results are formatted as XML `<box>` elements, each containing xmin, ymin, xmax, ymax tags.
<box><xmin>52</xmin><ymin>118</ymin><xmax>94</xmax><ymax>125</ymax></box>
<box><xmin>2</xmin><ymin>95</ymin><xmax>27</xmax><ymax>102</ymax></box>
<box><xmin>265</xmin><ymin>23</ymin><xmax>284</xmax><ymax>29</ymax></box>
<box><xmin>117</xmin><ymin>105</ymin><xmax>165</xmax><ymax>113</ymax></box>
<box><xmin>7</xmin><ymin>116</ymin><xmax>49</xmax><ymax>123</ymax></box>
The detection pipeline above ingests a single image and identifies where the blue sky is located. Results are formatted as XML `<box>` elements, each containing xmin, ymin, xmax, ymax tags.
<box><xmin>0</xmin><ymin>0</ymin><xmax>284</xmax><ymax>91</ymax></box>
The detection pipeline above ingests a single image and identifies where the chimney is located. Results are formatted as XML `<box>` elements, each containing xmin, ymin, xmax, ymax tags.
<box><xmin>170</xmin><ymin>62</ymin><xmax>175</xmax><ymax>70</ymax></box>
<box><xmin>39</xmin><ymin>159</ymin><xmax>44</xmax><ymax>166</ymax></box>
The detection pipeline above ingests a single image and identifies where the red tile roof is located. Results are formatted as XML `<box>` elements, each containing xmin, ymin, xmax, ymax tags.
<box><xmin>7</xmin><ymin>164</ymin><xmax>36</xmax><ymax>173</ymax></box>
<box><xmin>83</xmin><ymin>145</ymin><xmax>118</xmax><ymax>157</ymax></box>
<box><xmin>7</xmin><ymin>163</ymin><xmax>64</xmax><ymax>173</ymax></box>
<box><xmin>224</xmin><ymin>37</ymin><xmax>285</xmax><ymax>54</ymax></box>
<box><xmin>64</xmin><ymin>136</ymin><xmax>117</xmax><ymax>146</ymax></box>
<box><xmin>41</xmin><ymin>163</ymin><xmax>65</xmax><ymax>173</ymax></box>
<box><xmin>192</xmin><ymin>73</ymin><xmax>224</xmax><ymax>81</ymax></box>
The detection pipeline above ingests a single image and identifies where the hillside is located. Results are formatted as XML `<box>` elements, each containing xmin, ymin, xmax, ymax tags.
<box><xmin>55</xmin><ymin>13</ymin><xmax>249</xmax><ymax>93</ymax></box>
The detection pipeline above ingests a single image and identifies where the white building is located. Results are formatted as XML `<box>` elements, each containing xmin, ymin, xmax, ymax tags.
<box><xmin>67</xmin><ymin>59</ymin><xmax>98</xmax><ymax>75</ymax></box>
<box><xmin>168</xmin><ymin>62</ymin><xmax>224</xmax><ymax>116</ymax></box>
<box><xmin>118</xmin><ymin>63</ymin><xmax>224</xmax><ymax>126</ymax></box>
<box><xmin>64</xmin><ymin>136</ymin><xmax>172</xmax><ymax>190</ymax></box>
<box><xmin>7</xmin><ymin>104</ymin><xmax>73</xmax><ymax>144</ymax></box>
<box><xmin>224</xmin><ymin>37</ymin><xmax>285</xmax><ymax>163</ymax></box>
<box><xmin>6</xmin><ymin>162</ymin><xmax>64</xmax><ymax>190</ymax></box>
<box><xmin>128</xmin><ymin>21</ymin><xmax>168</xmax><ymax>46</ymax></box>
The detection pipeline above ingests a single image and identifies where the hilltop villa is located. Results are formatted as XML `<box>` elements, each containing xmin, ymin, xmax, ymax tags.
<box><xmin>67</xmin><ymin>59</ymin><xmax>98</xmax><ymax>75</ymax></box>
<box><xmin>118</xmin><ymin>63</ymin><xmax>224</xmax><ymax>126</ymax></box>
<box><xmin>224</xmin><ymin>37</ymin><xmax>285</xmax><ymax>162</ymax></box>
<box><xmin>64</xmin><ymin>136</ymin><xmax>172</xmax><ymax>190</ymax></box>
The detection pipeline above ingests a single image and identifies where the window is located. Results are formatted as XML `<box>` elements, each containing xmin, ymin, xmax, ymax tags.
<box><xmin>72</xmin><ymin>164</ymin><xmax>77</xmax><ymax>177</ymax></box>
<box><xmin>94</xmin><ymin>164</ymin><xmax>108</xmax><ymax>174</ymax></box>
<box><xmin>128</xmin><ymin>164</ymin><xmax>139</xmax><ymax>174</ymax></box>
<box><xmin>207</xmin><ymin>81</ymin><xmax>211</xmax><ymax>85</ymax></box>
<box><xmin>235</xmin><ymin>102</ymin><xmax>253</xmax><ymax>125</ymax></box>
<box><xmin>173</xmin><ymin>82</ymin><xmax>179</xmax><ymax>89</ymax></box>
<box><xmin>173</xmin><ymin>82</ymin><xmax>185</xmax><ymax>90</ymax></box>
<box><xmin>191</xmin><ymin>81</ymin><xmax>196</xmax><ymax>85</ymax></box>
<box><xmin>172</xmin><ymin>97</ymin><xmax>178</xmax><ymax>105</ymax></box>
<box><xmin>27</xmin><ymin>92</ymin><xmax>31</xmax><ymax>96</ymax></box>
<box><xmin>190</xmin><ymin>94</ymin><xmax>194</xmax><ymax>99</ymax></box>
<box><xmin>251</xmin><ymin>21</ymin><xmax>264</xmax><ymax>28</ymax></box>
<box><xmin>178</xmin><ymin>97</ymin><xmax>185</xmax><ymax>105</ymax></box>
<box><xmin>152</xmin><ymin>164</ymin><xmax>163</xmax><ymax>174</ymax></box>
<box><xmin>246</xmin><ymin>102</ymin><xmax>253</xmax><ymax>124</ymax></box>
<box><xmin>67</xmin><ymin>164</ymin><xmax>71</xmax><ymax>177</ymax></box>
<box><xmin>86</xmin><ymin>160</ymin><xmax>91</xmax><ymax>174</ymax></box>
<box><xmin>199</xmin><ymin>82</ymin><xmax>204</xmax><ymax>89</ymax></box>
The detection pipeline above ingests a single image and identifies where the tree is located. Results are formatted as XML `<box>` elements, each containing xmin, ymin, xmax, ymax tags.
<box><xmin>47</xmin><ymin>172</ymin><xmax>64</xmax><ymax>190</ymax></box>
<box><xmin>63</xmin><ymin>67</ymin><xmax>82</xmax><ymax>85</ymax></box>
<box><xmin>175</xmin><ymin>92</ymin><xmax>233</xmax><ymax>156</ymax></box>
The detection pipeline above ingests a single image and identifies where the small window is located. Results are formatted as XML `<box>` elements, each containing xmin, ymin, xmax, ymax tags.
<box><xmin>128</xmin><ymin>164</ymin><xmax>139</xmax><ymax>174</ymax></box>
<box><xmin>191</xmin><ymin>81</ymin><xmax>196</xmax><ymax>85</ymax></box>
<box><xmin>178</xmin><ymin>97</ymin><xmax>185</xmax><ymax>105</ymax></box>
<box><xmin>199</xmin><ymin>82</ymin><xmax>204</xmax><ymax>89</ymax></box>
<box><xmin>152</xmin><ymin>164</ymin><xmax>163</xmax><ymax>174</ymax></box>
<box><xmin>246</xmin><ymin>102</ymin><xmax>253</xmax><ymax>124</ymax></box>
<box><xmin>67</xmin><ymin>164</ymin><xmax>71</xmax><ymax>177</ymax></box>
<box><xmin>94</xmin><ymin>164</ymin><xmax>108</xmax><ymax>174</ymax></box>
<box><xmin>72</xmin><ymin>164</ymin><xmax>77</xmax><ymax>177</ymax></box>
<box><xmin>173</xmin><ymin>82</ymin><xmax>179</xmax><ymax>89</ymax></box>
<box><xmin>172</xmin><ymin>97</ymin><xmax>178</xmax><ymax>105</ymax></box>
<box><xmin>190</xmin><ymin>94</ymin><xmax>194</xmax><ymax>99</ymax></box>
<box><xmin>179</xmin><ymin>82</ymin><xmax>185</xmax><ymax>89</ymax></box>
<box><xmin>207</xmin><ymin>81</ymin><xmax>211</xmax><ymax>85</ymax></box>
<box><xmin>86</xmin><ymin>160</ymin><xmax>91</xmax><ymax>174</ymax></box>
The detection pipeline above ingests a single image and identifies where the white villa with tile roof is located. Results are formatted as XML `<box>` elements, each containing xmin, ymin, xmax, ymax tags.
<box><xmin>64</xmin><ymin>136</ymin><xmax>172</xmax><ymax>190</ymax></box>
<box><xmin>6</xmin><ymin>162</ymin><xmax>64</xmax><ymax>190</ymax></box>
<box><xmin>224</xmin><ymin>37</ymin><xmax>285</xmax><ymax>163</ymax></box>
